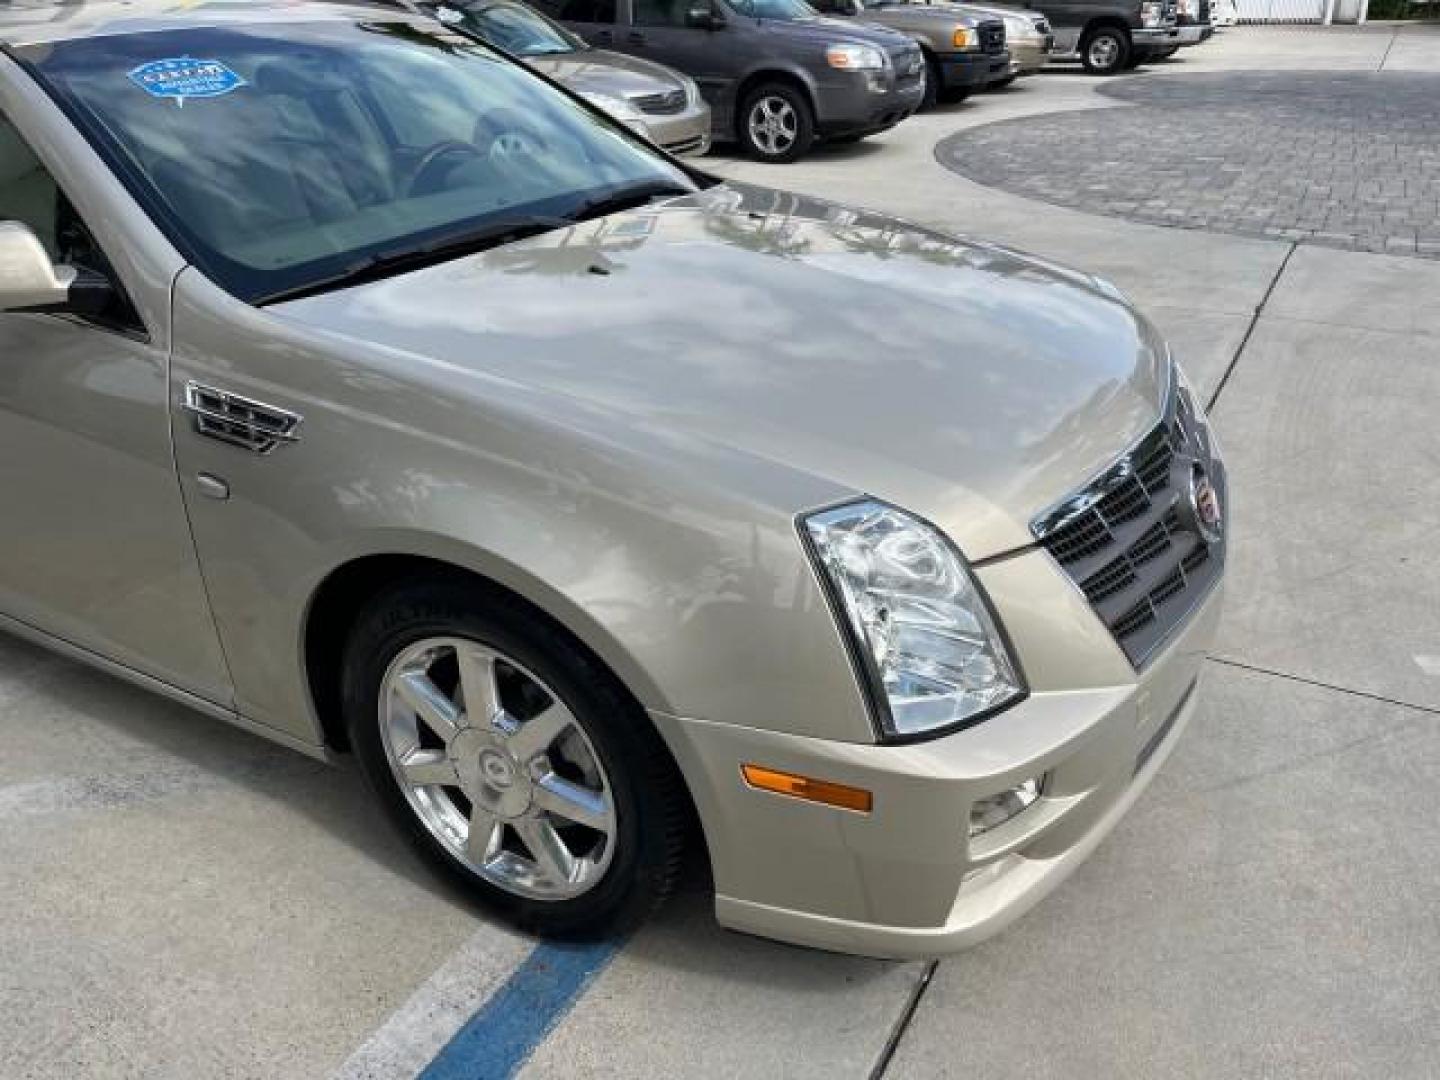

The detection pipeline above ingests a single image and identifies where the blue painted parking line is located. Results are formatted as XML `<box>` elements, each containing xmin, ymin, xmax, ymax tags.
<box><xmin>419</xmin><ymin>937</ymin><xmax>623</xmax><ymax>1080</ymax></box>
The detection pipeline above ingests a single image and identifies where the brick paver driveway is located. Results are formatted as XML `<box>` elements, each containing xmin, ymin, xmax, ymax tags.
<box><xmin>937</xmin><ymin>72</ymin><xmax>1440</xmax><ymax>258</ymax></box>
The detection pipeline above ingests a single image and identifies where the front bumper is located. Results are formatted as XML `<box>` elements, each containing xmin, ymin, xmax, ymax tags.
<box><xmin>812</xmin><ymin>71</ymin><xmax>925</xmax><ymax>136</ymax></box>
<box><xmin>643</xmin><ymin>102</ymin><xmax>713</xmax><ymax>157</ymax></box>
<box><xmin>1007</xmin><ymin>39</ymin><xmax>1051</xmax><ymax>75</ymax></box>
<box><xmin>1132</xmin><ymin>25</ymin><xmax>1182</xmax><ymax>47</ymax></box>
<box><xmin>936</xmin><ymin>50</ymin><xmax>1012</xmax><ymax>90</ymax></box>
<box><xmin>654</xmin><ymin>553</ymin><xmax>1223</xmax><ymax>960</ymax></box>
<box><xmin>1175</xmin><ymin>22</ymin><xmax>1214</xmax><ymax>44</ymax></box>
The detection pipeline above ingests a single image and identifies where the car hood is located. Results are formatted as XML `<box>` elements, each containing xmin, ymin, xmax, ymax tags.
<box><xmin>757</xmin><ymin>13</ymin><xmax>916</xmax><ymax>47</ymax></box>
<box><xmin>858</xmin><ymin>5</ymin><xmax>977</xmax><ymax>29</ymax></box>
<box><xmin>524</xmin><ymin>48</ymin><xmax>682</xmax><ymax>97</ymax></box>
<box><xmin>273</xmin><ymin>184</ymin><xmax>1167</xmax><ymax>559</ymax></box>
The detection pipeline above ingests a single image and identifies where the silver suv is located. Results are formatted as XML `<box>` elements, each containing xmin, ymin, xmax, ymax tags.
<box><xmin>0</xmin><ymin>0</ymin><xmax>1224</xmax><ymax>957</ymax></box>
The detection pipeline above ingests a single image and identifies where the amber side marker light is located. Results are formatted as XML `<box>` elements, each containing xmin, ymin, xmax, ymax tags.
<box><xmin>741</xmin><ymin>764</ymin><xmax>874</xmax><ymax>814</ymax></box>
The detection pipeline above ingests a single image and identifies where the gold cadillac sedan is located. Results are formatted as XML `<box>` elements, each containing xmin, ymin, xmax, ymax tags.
<box><xmin>0</xmin><ymin>0</ymin><xmax>1224</xmax><ymax>957</ymax></box>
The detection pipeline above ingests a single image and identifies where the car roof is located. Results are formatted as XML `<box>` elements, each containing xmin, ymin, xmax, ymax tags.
<box><xmin>0</xmin><ymin>0</ymin><xmax>413</xmax><ymax>49</ymax></box>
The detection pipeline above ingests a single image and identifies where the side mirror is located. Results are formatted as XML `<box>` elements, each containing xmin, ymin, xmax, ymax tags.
<box><xmin>0</xmin><ymin>221</ymin><xmax>110</xmax><ymax>316</ymax></box>
<box><xmin>685</xmin><ymin>4</ymin><xmax>725</xmax><ymax>28</ymax></box>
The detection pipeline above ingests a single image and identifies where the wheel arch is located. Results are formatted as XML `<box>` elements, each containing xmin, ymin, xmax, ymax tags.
<box><xmin>301</xmin><ymin>543</ymin><xmax>672</xmax><ymax>755</ymax></box>
<box><xmin>1082</xmin><ymin>16</ymin><xmax>1132</xmax><ymax>41</ymax></box>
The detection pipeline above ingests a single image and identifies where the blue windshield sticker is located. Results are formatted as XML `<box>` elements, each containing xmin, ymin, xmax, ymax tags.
<box><xmin>128</xmin><ymin>59</ymin><xmax>246</xmax><ymax>106</ymax></box>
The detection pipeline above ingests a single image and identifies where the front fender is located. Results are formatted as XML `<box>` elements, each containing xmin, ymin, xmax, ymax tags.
<box><xmin>169</xmin><ymin>269</ymin><xmax>876</xmax><ymax>750</ymax></box>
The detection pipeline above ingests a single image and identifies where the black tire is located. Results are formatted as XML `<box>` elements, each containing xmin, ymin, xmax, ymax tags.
<box><xmin>1155</xmin><ymin>44</ymin><xmax>1180</xmax><ymax>58</ymax></box>
<box><xmin>921</xmin><ymin>54</ymin><xmax>941</xmax><ymax>110</ymax></box>
<box><xmin>738</xmin><ymin>81</ymin><xmax>815</xmax><ymax>164</ymax></box>
<box><xmin>341</xmin><ymin>576</ymin><xmax>687</xmax><ymax>937</ymax></box>
<box><xmin>938</xmin><ymin>85</ymin><xmax>972</xmax><ymax>105</ymax></box>
<box><xmin>1080</xmin><ymin>25</ymin><xmax>1131</xmax><ymax>75</ymax></box>
<box><xmin>989</xmin><ymin>74</ymin><xmax>1018</xmax><ymax>90</ymax></box>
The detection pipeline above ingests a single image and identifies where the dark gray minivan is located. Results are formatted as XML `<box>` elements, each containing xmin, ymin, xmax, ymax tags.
<box><xmin>537</xmin><ymin>0</ymin><xmax>925</xmax><ymax>162</ymax></box>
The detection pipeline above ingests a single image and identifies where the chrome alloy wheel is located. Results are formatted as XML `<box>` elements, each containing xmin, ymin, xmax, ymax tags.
<box><xmin>1088</xmin><ymin>34</ymin><xmax>1120</xmax><ymax>69</ymax></box>
<box><xmin>747</xmin><ymin>95</ymin><xmax>798</xmax><ymax>157</ymax></box>
<box><xmin>379</xmin><ymin>637</ymin><xmax>616</xmax><ymax>901</ymax></box>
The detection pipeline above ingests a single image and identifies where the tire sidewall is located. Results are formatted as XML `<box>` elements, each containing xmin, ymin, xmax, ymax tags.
<box><xmin>739</xmin><ymin>82</ymin><xmax>815</xmax><ymax>163</ymax></box>
<box><xmin>1082</xmin><ymin>27</ymin><xmax>1131</xmax><ymax>75</ymax></box>
<box><xmin>341</xmin><ymin>582</ymin><xmax>679</xmax><ymax>936</ymax></box>
<box><xmin>921</xmin><ymin>55</ymin><xmax>940</xmax><ymax>110</ymax></box>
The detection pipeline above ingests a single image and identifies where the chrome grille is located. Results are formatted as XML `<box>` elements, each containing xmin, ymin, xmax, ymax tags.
<box><xmin>629</xmin><ymin>89</ymin><xmax>686</xmax><ymax>115</ymax></box>
<box><xmin>1032</xmin><ymin>384</ymin><xmax>1225</xmax><ymax>668</ymax></box>
<box><xmin>978</xmin><ymin>20</ymin><xmax>1006</xmax><ymax>54</ymax></box>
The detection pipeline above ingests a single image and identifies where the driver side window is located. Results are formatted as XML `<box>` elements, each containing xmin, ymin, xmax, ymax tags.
<box><xmin>633</xmin><ymin>0</ymin><xmax>692</xmax><ymax>25</ymax></box>
<box><xmin>0</xmin><ymin>112</ymin><xmax>141</xmax><ymax>333</ymax></box>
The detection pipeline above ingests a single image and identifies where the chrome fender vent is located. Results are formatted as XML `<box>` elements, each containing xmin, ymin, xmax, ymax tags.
<box><xmin>183</xmin><ymin>382</ymin><xmax>303</xmax><ymax>454</ymax></box>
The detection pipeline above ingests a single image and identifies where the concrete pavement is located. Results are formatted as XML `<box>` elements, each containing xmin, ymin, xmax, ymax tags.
<box><xmin>3</xmin><ymin>25</ymin><xmax>1438</xmax><ymax>1080</ymax></box>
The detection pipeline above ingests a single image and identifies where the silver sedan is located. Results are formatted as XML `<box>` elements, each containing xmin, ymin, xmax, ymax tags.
<box><xmin>434</xmin><ymin>0</ymin><xmax>711</xmax><ymax>155</ymax></box>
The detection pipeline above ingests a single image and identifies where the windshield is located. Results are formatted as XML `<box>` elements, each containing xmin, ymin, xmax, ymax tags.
<box><xmin>728</xmin><ymin>0</ymin><xmax>818</xmax><ymax>19</ymax></box>
<box><xmin>454</xmin><ymin>2</ymin><xmax>583</xmax><ymax>55</ymax></box>
<box><xmin>19</xmin><ymin>19</ymin><xmax>694</xmax><ymax>303</ymax></box>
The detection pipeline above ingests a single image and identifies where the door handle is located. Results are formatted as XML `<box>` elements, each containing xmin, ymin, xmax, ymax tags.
<box><xmin>626</xmin><ymin>30</ymin><xmax>647</xmax><ymax>43</ymax></box>
<box><xmin>593</xmin><ymin>28</ymin><xmax>613</xmax><ymax>42</ymax></box>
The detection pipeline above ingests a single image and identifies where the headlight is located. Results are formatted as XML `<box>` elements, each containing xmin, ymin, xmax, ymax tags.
<box><xmin>677</xmin><ymin>73</ymin><xmax>701</xmax><ymax>106</ymax></box>
<box><xmin>826</xmin><ymin>43</ymin><xmax>886</xmax><ymax>70</ymax></box>
<box><xmin>1141</xmin><ymin>0</ymin><xmax>1165</xmax><ymax>25</ymax></box>
<box><xmin>802</xmin><ymin>500</ymin><xmax>1024</xmax><ymax>740</ymax></box>
<box><xmin>579</xmin><ymin>92</ymin><xmax>652</xmax><ymax>141</ymax></box>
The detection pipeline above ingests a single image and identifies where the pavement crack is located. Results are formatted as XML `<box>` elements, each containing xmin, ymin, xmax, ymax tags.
<box><xmin>869</xmin><ymin>960</ymin><xmax>937</xmax><ymax>1080</ymax></box>
<box><xmin>1207</xmin><ymin>240</ymin><xmax>1298</xmax><ymax>413</ymax></box>
<box><xmin>1378</xmin><ymin>27</ymin><xmax>1399</xmax><ymax>72</ymax></box>
<box><xmin>1207</xmin><ymin>655</ymin><xmax>1440</xmax><ymax>717</ymax></box>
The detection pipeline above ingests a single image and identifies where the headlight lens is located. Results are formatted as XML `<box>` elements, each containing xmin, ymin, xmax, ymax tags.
<box><xmin>1141</xmin><ymin>0</ymin><xmax>1165</xmax><ymax>25</ymax></box>
<box><xmin>580</xmin><ymin>92</ymin><xmax>652</xmax><ymax>141</ymax></box>
<box><xmin>678</xmin><ymin>73</ymin><xmax>701</xmax><ymax>106</ymax></box>
<box><xmin>826</xmin><ymin>43</ymin><xmax>886</xmax><ymax>70</ymax></box>
<box><xmin>803</xmin><ymin>500</ymin><xmax>1024</xmax><ymax>739</ymax></box>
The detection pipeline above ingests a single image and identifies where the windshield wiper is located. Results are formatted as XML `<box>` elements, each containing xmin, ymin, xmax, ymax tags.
<box><xmin>257</xmin><ymin>214</ymin><xmax>571</xmax><ymax>305</ymax></box>
<box><xmin>257</xmin><ymin>181</ymin><xmax>694</xmax><ymax>306</ymax></box>
<box><xmin>565</xmin><ymin>179</ymin><xmax>696</xmax><ymax>223</ymax></box>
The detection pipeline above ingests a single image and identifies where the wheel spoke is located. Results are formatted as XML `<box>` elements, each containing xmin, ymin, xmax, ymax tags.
<box><xmin>465</xmin><ymin>807</ymin><xmax>502</xmax><ymax>863</ymax></box>
<box><xmin>456</xmin><ymin>646</ymin><xmax>503</xmax><ymax>726</ymax></box>
<box><xmin>400</xmin><ymin>746</ymin><xmax>457</xmax><ymax>787</ymax></box>
<box><xmin>507</xmin><ymin>701</ymin><xmax>574</xmax><ymax>762</ymax></box>
<box><xmin>533</xmin><ymin>773</ymin><xmax>609</xmax><ymax>832</ymax></box>
<box><xmin>394</xmin><ymin>670</ymin><xmax>461</xmax><ymax>742</ymax></box>
<box><xmin>515</xmin><ymin>817</ymin><xmax>576</xmax><ymax>885</ymax></box>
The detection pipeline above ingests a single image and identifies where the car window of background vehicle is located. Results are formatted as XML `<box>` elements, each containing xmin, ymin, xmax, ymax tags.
<box><xmin>727</xmin><ymin>0</ymin><xmax>820</xmax><ymax>19</ymax></box>
<box><xmin>460</xmin><ymin>3</ymin><xmax>583</xmax><ymax>54</ymax></box>
<box><xmin>534</xmin><ymin>0</ymin><xmax>618</xmax><ymax>23</ymax></box>
<box><xmin>633</xmin><ymin>0</ymin><xmax>694</xmax><ymax>25</ymax></box>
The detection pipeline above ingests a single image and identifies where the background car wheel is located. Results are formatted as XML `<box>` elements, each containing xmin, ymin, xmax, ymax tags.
<box><xmin>921</xmin><ymin>55</ymin><xmax>940</xmax><ymax>110</ymax></box>
<box><xmin>341</xmin><ymin>577</ymin><xmax>687</xmax><ymax>937</ymax></box>
<box><xmin>739</xmin><ymin>82</ymin><xmax>814</xmax><ymax>163</ymax></box>
<box><xmin>1081</xmin><ymin>26</ymin><xmax>1131</xmax><ymax>74</ymax></box>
